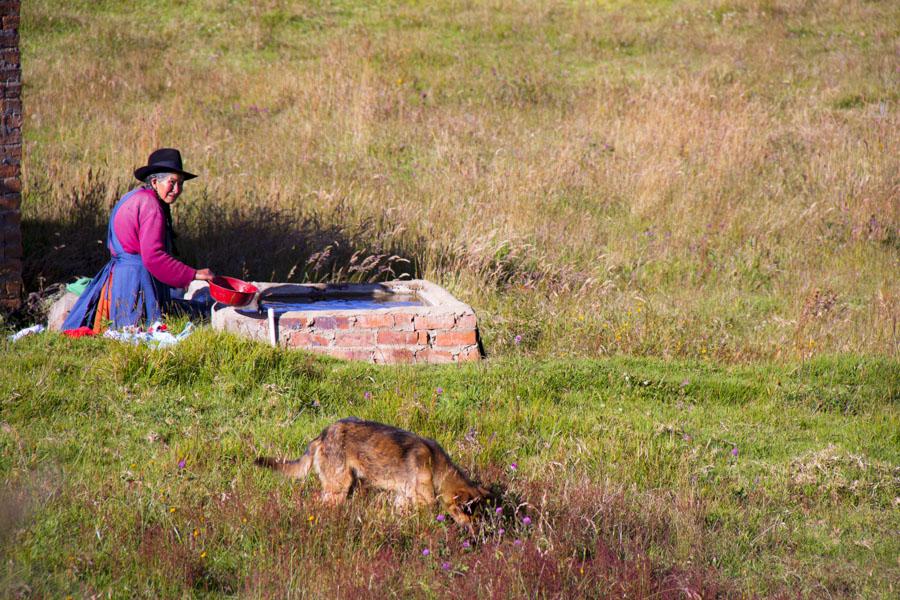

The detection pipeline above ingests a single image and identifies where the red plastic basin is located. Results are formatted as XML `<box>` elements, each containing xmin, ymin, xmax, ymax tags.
<box><xmin>208</xmin><ymin>276</ymin><xmax>258</xmax><ymax>307</ymax></box>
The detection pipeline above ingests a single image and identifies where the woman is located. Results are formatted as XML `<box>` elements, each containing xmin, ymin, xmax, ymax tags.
<box><xmin>61</xmin><ymin>148</ymin><xmax>216</xmax><ymax>332</ymax></box>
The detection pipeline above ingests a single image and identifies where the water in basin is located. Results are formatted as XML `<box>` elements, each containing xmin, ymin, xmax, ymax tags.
<box><xmin>259</xmin><ymin>294</ymin><xmax>423</xmax><ymax>313</ymax></box>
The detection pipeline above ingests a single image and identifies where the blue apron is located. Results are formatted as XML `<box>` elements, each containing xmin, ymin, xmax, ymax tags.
<box><xmin>61</xmin><ymin>189</ymin><xmax>171</xmax><ymax>330</ymax></box>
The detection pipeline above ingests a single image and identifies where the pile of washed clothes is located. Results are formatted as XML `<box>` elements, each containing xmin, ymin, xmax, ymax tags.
<box><xmin>7</xmin><ymin>277</ymin><xmax>195</xmax><ymax>349</ymax></box>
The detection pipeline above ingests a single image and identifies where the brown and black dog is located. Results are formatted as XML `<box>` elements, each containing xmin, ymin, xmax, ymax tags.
<box><xmin>255</xmin><ymin>417</ymin><xmax>490</xmax><ymax>530</ymax></box>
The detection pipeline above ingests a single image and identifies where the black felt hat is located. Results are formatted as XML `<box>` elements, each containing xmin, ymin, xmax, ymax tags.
<box><xmin>133</xmin><ymin>148</ymin><xmax>198</xmax><ymax>182</ymax></box>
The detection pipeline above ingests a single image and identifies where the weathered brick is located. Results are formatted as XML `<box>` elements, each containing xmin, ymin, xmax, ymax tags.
<box><xmin>1</xmin><ymin>281</ymin><xmax>20</xmax><ymax>293</ymax></box>
<box><xmin>0</xmin><ymin>48</ymin><xmax>17</xmax><ymax>62</ymax></box>
<box><xmin>285</xmin><ymin>331</ymin><xmax>330</xmax><ymax>347</ymax></box>
<box><xmin>2</xmin><ymin>99</ymin><xmax>21</xmax><ymax>114</ymax></box>
<box><xmin>0</xmin><ymin>193</ymin><xmax>18</xmax><ymax>209</ymax></box>
<box><xmin>0</xmin><ymin>295</ymin><xmax>22</xmax><ymax>309</ymax></box>
<box><xmin>219</xmin><ymin>316</ymin><xmax>267</xmax><ymax>341</ymax></box>
<box><xmin>0</xmin><ymin>30</ymin><xmax>18</xmax><ymax>48</ymax></box>
<box><xmin>355</xmin><ymin>313</ymin><xmax>393</xmax><ymax>328</ymax></box>
<box><xmin>376</xmin><ymin>330</ymin><xmax>419</xmax><ymax>345</ymax></box>
<box><xmin>415</xmin><ymin>314</ymin><xmax>456</xmax><ymax>330</ymax></box>
<box><xmin>373</xmin><ymin>347</ymin><xmax>415</xmax><ymax>364</ymax></box>
<box><xmin>0</xmin><ymin>257</ymin><xmax>22</xmax><ymax>275</ymax></box>
<box><xmin>314</xmin><ymin>315</ymin><xmax>353</xmax><ymax>330</ymax></box>
<box><xmin>456</xmin><ymin>314</ymin><xmax>477</xmax><ymax>329</ymax></box>
<box><xmin>0</xmin><ymin>176</ymin><xmax>19</xmax><ymax>193</ymax></box>
<box><xmin>416</xmin><ymin>348</ymin><xmax>455</xmax><ymax>364</ymax></box>
<box><xmin>1</xmin><ymin>229</ymin><xmax>21</xmax><ymax>245</ymax></box>
<box><xmin>0</xmin><ymin>143</ymin><xmax>21</xmax><ymax>159</ymax></box>
<box><xmin>0</xmin><ymin>3</ymin><xmax>20</xmax><ymax>18</ymax></box>
<box><xmin>432</xmin><ymin>330</ymin><xmax>478</xmax><ymax>347</ymax></box>
<box><xmin>0</xmin><ymin>0</ymin><xmax>18</xmax><ymax>319</ymax></box>
<box><xmin>279</xmin><ymin>315</ymin><xmax>312</xmax><ymax>329</ymax></box>
<box><xmin>2</xmin><ymin>277</ymin><xmax>21</xmax><ymax>293</ymax></box>
<box><xmin>393</xmin><ymin>312</ymin><xmax>416</xmax><ymax>331</ymax></box>
<box><xmin>2</xmin><ymin>239</ymin><xmax>21</xmax><ymax>258</ymax></box>
<box><xmin>334</xmin><ymin>330</ymin><xmax>375</xmax><ymax>346</ymax></box>
<box><xmin>458</xmin><ymin>345</ymin><xmax>482</xmax><ymax>362</ymax></box>
<box><xmin>0</xmin><ymin>208</ymin><xmax>20</xmax><ymax>227</ymax></box>
<box><xmin>318</xmin><ymin>347</ymin><xmax>375</xmax><ymax>362</ymax></box>
<box><xmin>2</xmin><ymin>112</ymin><xmax>21</xmax><ymax>128</ymax></box>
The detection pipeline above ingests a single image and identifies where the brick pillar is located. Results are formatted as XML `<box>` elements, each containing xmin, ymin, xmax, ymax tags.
<box><xmin>0</xmin><ymin>1</ymin><xmax>21</xmax><ymax>310</ymax></box>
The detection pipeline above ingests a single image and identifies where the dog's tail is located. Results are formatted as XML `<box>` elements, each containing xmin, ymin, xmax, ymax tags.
<box><xmin>254</xmin><ymin>440</ymin><xmax>317</xmax><ymax>479</ymax></box>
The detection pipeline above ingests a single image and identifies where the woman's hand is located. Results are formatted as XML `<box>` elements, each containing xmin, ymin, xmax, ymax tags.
<box><xmin>194</xmin><ymin>268</ymin><xmax>216</xmax><ymax>281</ymax></box>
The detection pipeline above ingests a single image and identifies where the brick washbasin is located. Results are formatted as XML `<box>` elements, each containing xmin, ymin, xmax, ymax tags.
<box><xmin>188</xmin><ymin>279</ymin><xmax>481</xmax><ymax>364</ymax></box>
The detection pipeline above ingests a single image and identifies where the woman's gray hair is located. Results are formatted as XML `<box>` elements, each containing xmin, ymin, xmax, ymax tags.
<box><xmin>144</xmin><ymin>172</ymin><xmax>178</xmax><ymax>186</ymax></box>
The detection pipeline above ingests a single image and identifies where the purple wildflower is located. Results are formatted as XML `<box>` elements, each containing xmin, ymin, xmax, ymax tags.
<box><xmin>462</xmin><ymin>540</ymin><xmax>471</xmax><ymax>549</ymax></box>
<box><xmin>514</xmin><ymin>539</ymin><xmax>522</xmax><ymax>546</ymax></box>
<box><xmin>436</xmin><ymin>387</ymin><xmax>443</xmax><ymax>395</ymax></box>
<box><xmin>510</xmin><ymin>462</ymin><xmax>518</xmax><ymax>470</ymax></box>
<box><xmin>177</xmin><ymin>459</ymin><xmax>186</xmax><ymax>469</ymax></box>
<box><xmin>495</xmin><ymin>506</ymin><xmax>503</xmax><ymax>515</ymax></box>
<box><xmin>514</xmin><ymin>335</ymin><xmax>522</xmax><ymax>345</ymax></box>
<box><xmin>522</xmin><ymin>516</ymin><xmax>532</xmax><ymax>526</ymax></box>
<box><xmin>364</xmin><ymin>391</ymin><xmax>371</xmax><ymax>400</ymax></box>
<box><xmin>731</xmin><ymin>447</ymin><xmax>739</xmax><ymax>457</ymax></box>
<box><xmin>436</xmin><ymin>514</ymin><xmax>446</xmax><ymax>522</ymax></box>
<box><xmin>441</xmin><ymin>561</ymin><xmax>451</xmax><ymax>571</ymax></box>
<box><xmin>498</xmin><ymin>528</ymin><xmax>505</xmax><ymax>536</ymax></box>
<box><xmin>422</xmin><ymin>548</ymin><xmax>430</xmax><ymax>557</ymax></box>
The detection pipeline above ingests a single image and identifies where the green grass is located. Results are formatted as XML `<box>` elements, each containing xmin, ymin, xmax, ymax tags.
<box><xmin>1</xmin><ymin>332</ymin><xmax>897</xmax><ymax>596</ymax></box>
<box><xmin>6</xmin><ymin>0</ymin><xmax>899</xmax><ymax>596</ymax></box>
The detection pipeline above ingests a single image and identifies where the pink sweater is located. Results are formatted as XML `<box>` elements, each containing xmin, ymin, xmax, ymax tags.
<box><xmin>112</xmin><ymin>188</ymin><xmax>196</xmax><ymax>288</ymax></box>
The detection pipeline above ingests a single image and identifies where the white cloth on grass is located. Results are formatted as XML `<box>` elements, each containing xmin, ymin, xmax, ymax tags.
<box><xmin>102</xmin><ymin>321</ymin><xmax>194</xmax><ymax>349</ymax></box>
<box><xmin>8</xmin><ymin>324</ymin><xmax>46</xmax><ymax>342</ymax></box>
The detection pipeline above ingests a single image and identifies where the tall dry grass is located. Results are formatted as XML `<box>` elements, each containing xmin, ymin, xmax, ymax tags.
<box><xmin>18</xmin><ymin>0</ymin><xmax>898</xmax><ymax>359</ymax></box>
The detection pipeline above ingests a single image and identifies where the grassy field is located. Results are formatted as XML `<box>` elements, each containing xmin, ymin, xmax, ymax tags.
<box><xmin>3</xmin><ymin>0</ymin><xmax>899</xmax><ymax>597</ymax></box>
<box><xmin>16</xmin><ymin>0</ymin><xmax>898</xmax><ymax>360</ymax></box>
<box><xmin>1</xmin><ymin>332</ymin><xmax>897</xmax><ymax>597</ymax></box>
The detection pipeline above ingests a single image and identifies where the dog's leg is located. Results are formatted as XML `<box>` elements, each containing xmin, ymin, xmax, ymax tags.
<box><xmin>410</xmin><ymin>446</ymin><xmax>437</xmax><ymax>507</ymax></box>
<box><xmin>392</xmin><ymin>493</ymin><xmax>411</xmax><ymax>511</ymax></box>
<box><xmin>317</xmin><ymin>462</ymin><xmax>354</xmax><ymax>506</ymax></box>
<box><xmin>413</xmin><ymin>467</ymin><xmax>436</xmax><ymax>507</ymax></box>
<box><xmin>320</xmin><ymin>490</ymin><xmax>347</xmax><ymax>505</ymax></box>
<box><xmin>318</xmin><ymin>471</ymin><xmax>353</xmax><ymax>504</ymax></box>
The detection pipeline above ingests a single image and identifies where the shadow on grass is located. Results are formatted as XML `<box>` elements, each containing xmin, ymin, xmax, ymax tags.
<box><xmin>16</xmin><ymin>179</ymin><xmax>425</xmax><ymax>324</ymax></box>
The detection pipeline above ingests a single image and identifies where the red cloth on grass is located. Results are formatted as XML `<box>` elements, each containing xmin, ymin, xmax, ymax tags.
<box><xmin>62</xmin><ymin>326</ymin><xmax>96</xmax><ymax>338</ymax></box>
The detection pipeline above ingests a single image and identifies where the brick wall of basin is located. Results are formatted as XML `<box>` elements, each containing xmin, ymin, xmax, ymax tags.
<box><xmin>279</xmin><ymin>309</ymin><xmax>480</xmax><ymax>364</ymax></box>
<box><xmin>204</xmin><ymin>280</ymin><xmax>482</xmax><ymax>365</ymax></box>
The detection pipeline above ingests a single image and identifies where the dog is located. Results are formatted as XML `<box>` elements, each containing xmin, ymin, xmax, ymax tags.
<box><xmin>255</xmin><ymin>417</ymin><xmax>490</xmax><ymax>531</ymax></box>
